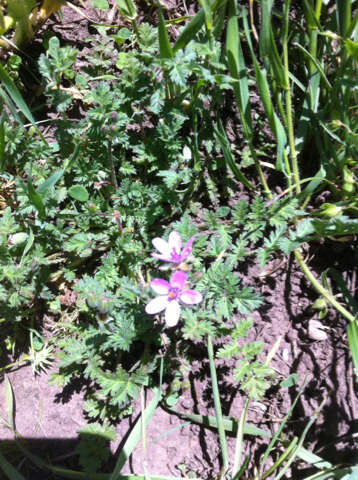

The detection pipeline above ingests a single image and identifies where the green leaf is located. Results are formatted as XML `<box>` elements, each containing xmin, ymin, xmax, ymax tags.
<box><xmin>158</xmin><ymin>4</ymin><xmax>174</xmax><ymax>59</ymax></box>
<box><xmin>214</xmin><ymin>120</ymin><xmax>254</xmax><ymax>190</ymax></box>
<box><xmin>226</xmin><ymin>0</ymin><xmax>252</xmax><ymax>136</ymax></box>
<box><xmin>280</xmin><ymin>373</ymin><xmax>299</xmax><ymax>388</ymax></box>
<box><xmin>110</xmin><ymin>387</ymin><xmax>162</xmax><ymax>479</ymax></box>
<box><xmin>24</xmin><ymin>177</ymin><xmax>46</xmax><ymax>219</ymax></box>
<box><xmin>0</xmin><ymin>63</ymin><xmax>38</xmax><ymax>129</ymax></box>
<box><xmin>347</xmin><ymin>321</ymin><xmax>358</xmax><ymax>380</ymax></box>
<box><xmin>68</xmin><ymin>185</ymin><xmax>89</xmax><ymax>202</ymax></box>
<box><xmin>4</xmin><ymin>375</ymin><xmax>15</xmax><ymax>432</ymax></box>
<box><xmin>0</xmin><ymin>451</ymin><xmax>26</xmax><ymax>480</ymax></box>
<box><xmin>173</xmin><ymin>9</ymin><xmax>205</xmax><ymax>53</ymax></box>
<box><xmin>115</xmin><ymin>0</ymin><xmax>137</xmax><ymax>19</ymax></box>
<box><xmin>90</xmin><ymin>0</ymin><xmax>109</xmax><ymax>9</ymax></box>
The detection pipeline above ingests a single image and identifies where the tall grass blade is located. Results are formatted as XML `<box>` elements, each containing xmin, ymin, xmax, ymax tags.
<box><xmin>173</xmin><ymin>9</ymin><xmax>205</xmax><ymax>53</ymax></box>
<box><xmin>0</xmin><ymin>85</ymin><xmax>23</xmax><ymax>124</ymax></box>
<box><xmin>4</xmin><ymin>375</ymin><xmax>16</xmax><ymax>433</ymax></box>
<box><xmin>0</xmin><ymin>63</ymin><xmax>45</xmax><ymax>142</ymax></box>
<box><xmin>213</xmin><ymin>1</ymin><xmax>227</xmax><ymax>39</ymax></box>
<box><xmin>0</xmin><ymin>451</ymin><xmax>26</xmax><ymax>480</ymax></box>
<box><xmin>293</xmin><ymin>42</ymin><xmax>332</xmax><ymax>90</ymax></box>
<box><xmin>207</xmin><ymin>335</ymin><xmax>228</xmax><ymax>470</ymax></box>
<box><xmin>197</xmin><ymin>0</ymin><xmax>213</xmax><ymax>34</ymax></box>
<box><xmin>275</xmin><ymin>397</ymin><xmax>327</xmax><ymax>480</ymax></box>
<box><xmin>110</xmin><ymin>386</ymin><xmax>162</xmax><ymax>479</ymax></box>
<box><xmin>164</xmin><ymin>407</ymin><xmax>271</xmax><ymax>437</ymax></box>
<box><xmin>261</xmin><ymin>437</ymin><xmax>298</xmax><ymax>479</ymax></box>
<box><xmin>242</xmin><ymin>13</ymin><xmax>287</xmax><ymax>171</ymax></box>
<box><xmin>0</xmin><ymin>110</ymin><xmax>5</xmax><ymax>170</ymax></box>
<box><xmin>158</xmin><ymin>4</ymin><xmax>174</xmax><ymax>59</ymax></box>
<box><xmin>214</xmin><ymin>120</ymin><xmax>255</xmax><ymax>190</ymax></box>
<box><xmin>233</xmin><ymin>398</ymin><xmax>249</xmax><ymax>476</ymax></box>
<box><xmin>258</xmin><ymin>0</ymin><xmax>285</xmax><ymax>87</ymax></box>
<box><xmin>260</xmin><ymin>378</ymin><xmax>307</xmax><ymax>472</ymax></box>
<box><xmin>336</xmin><ymin>0</ymin><xmax>351</xmax><ymax>38</ymax></box>
<box><xmin>226</xmin><ymin>0</ymin><xmax>252</xmax><ymax>135</ymax></box>
<box><xmin>347</xmin><ymin>321</ymin><xmax>358</xmax><ymax>380</ymax></box>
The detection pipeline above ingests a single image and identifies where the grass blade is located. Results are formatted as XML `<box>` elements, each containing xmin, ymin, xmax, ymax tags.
<box><xmin>293</xmin><ymin>42</ymin><xmax>332</xmax><ymax>90</ymax></box>
<box><xmin>214</xmin><ymin>120</ymin><xmax>255</xmax><ymax>190</ymax></box>
<box><xmin>0</xmin><ymin>110</ymin><xmax>5</xmax><ymax>170</ymax></box>
<box><xmin>4</xmin><ymin>375</ymin><xmax>16</xmax><ymax>433</ymax></box>
<box><xmin>259</xmin><ymin>0</ymin><xmax>285</xmax><ymax>87</ymax></box>
<box><xmin>158</xmin><ymin>4</ymin><xmax>173</xmax><ymax>59</ymax></box>
<box><xmin>197</xmin><ymin>0</ymin><xmax>213</xmax><ymax>35</ymax></box>
<box><xmin>110</xmin><ymin>386</ymin><xmax>162</xmax><ymax>479</ymax></box>
<box><xmin>232</xmin><ymin>398</ymin><xmax>249</xmax><ymax>476</ymax></box>
<box><xmin>0</xmin><ymin>451</ymin><xmax>26</xmax><ymax>480</ymax></box>
<box><xmin>0</xmin><ymin>63</ymin><xmax>35</xmax><ymax>125</ymax></box>
<box><xmin>173</xmin><ymin>9</ymin><xmax>205</xmax><ymax>53</ymax></box>
<box><xmin>0</xmin><ymin>63</ymin><xmax>46</xmax><ymax>142</ymax></box>
<box><xmin>242</xmin><ymin>13</ymin><xmax>287</xmax><ymax>171</ymax></box>
<box><xmin>347</xmin><ymin>321</ymin><xmax>358</xmax><ymax>380</ymax></box>
<box><xmin>207</xmin><ymin>335</ymin><xmax>228</xmax><ymax>469</ymax></box>
<box><xmin>260</xmin><ymin>378</ymin><xmax>307</xmax><ymax>471</ymax></box>
<box><xmin>275</xmin><ymin>397</ymin><xmax>327</xmax><ymax>480</ymax></box>
<box><xmin>164</xmin><ymin>406</ymin><xmax>271</xmax><ymax>437</ymax></box>
<box><xmin>226</xmin><ymin>0</ymin><xmax>252</xmax><ymax>135</ymax></box>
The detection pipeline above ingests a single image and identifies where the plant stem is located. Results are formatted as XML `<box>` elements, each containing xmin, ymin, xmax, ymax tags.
<box><xmin>233</xmin><ymin>397</ymin><xmax>249</xmax><ymax>477</ymax></box>
<box><xmin>207</xmin><ymin>335</ymin><xmax>229</xmax><ymax>470</ymax></box>
<box><xmin>282</xmin><ymin>0</ymin><xmax>300</xmax><ymax>194</ymax></box>
<box><xmin>294</xmin><ymin>249</ymin><xmax>356</xmax><ymax>323</ymax></box>
<box><xmin>107</xmin><ymin>140</ymin><xmax>118</xmax><ymax>189</ymax></box>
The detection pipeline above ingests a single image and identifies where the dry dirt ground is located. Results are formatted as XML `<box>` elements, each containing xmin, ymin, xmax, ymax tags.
<box><xmin>0</xmin><ymin>2</ymin><xmax>358</xmax><ymax>478</ymax></box>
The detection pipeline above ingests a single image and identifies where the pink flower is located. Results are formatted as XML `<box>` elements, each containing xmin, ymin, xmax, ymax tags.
<box><xmin>151</xmin><ymin>231</ymin><xmax>195</xmax><ymax>264</ymax></box>
<box><xmin>145</xmin><ymin>270</ymin><xmax>202</xmax><ymax>327</ymax></box>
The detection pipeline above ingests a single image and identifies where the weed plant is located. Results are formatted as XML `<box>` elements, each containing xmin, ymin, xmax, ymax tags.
<box><xmin>0</xmin><ymin>0</ymin><xmax>357</xmax><ymax>479</ymax></box>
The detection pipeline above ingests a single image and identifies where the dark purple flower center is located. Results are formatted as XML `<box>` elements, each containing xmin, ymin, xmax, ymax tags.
<box><xmin>170</xmin><ymin>248</ymin><xmax>182</xmax><ymax>263</ymax></box>
<box><xmin>168</xmin><ymin>287</ymin><xmax>180</xmax><ymax>301</ymax></box>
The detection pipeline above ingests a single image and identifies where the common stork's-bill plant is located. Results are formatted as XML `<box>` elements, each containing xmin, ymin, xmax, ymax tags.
<box><xmin>145</xmin><ymin>270</ymin><xmax>202</xmax><ymax>327</ymax></box>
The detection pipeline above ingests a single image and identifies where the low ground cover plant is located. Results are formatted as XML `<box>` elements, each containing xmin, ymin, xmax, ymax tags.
<box><xmin>0</xmin><ymin>0</ymin><xmax>357</xmax><ymax>478</ymax></box>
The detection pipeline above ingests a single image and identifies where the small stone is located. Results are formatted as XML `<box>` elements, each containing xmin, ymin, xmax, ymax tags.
<box><xmin>307</xmin><ymin>319</ymin><xmax>329</xmax><ymax>341</ymax></box>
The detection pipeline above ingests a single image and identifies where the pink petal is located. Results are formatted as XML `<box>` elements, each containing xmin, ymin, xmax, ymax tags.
<box><xmin>181</xmin><ymin>236</ymin><xmax>195</xmax><ymax>259</ymax></box>
<box><xmin>151</xmin><ymin>278</ymin><xmax>170</xmax><ymax>295</ymax></box>
<box><xmin>180</xmin><ymin>289</ymin><xmax>202</xmax><ymax>305</ymax></box>
<box><xmin>151</xmin><ymin>253</ymin><xmax>175</xmax><ymax>262</ymax></box>
<box><xmin>145</xmin><ymin>296</ymin><xmax>169</xmax><ymax>315</ymax></box>
<box><xmin>165</xmin><ymin>300</ymin><xmax>181</xmax><ymax>327</ymax></box>
<box><xmin>152</xmin><ymin>237</ymin><xmax>170</xmax><ymax>256</ymax></box>
<box><xmin>170</xmin><ymin>270</ymin><xmax>187</xmax><ymax>289</ymax></box>
<box><xmin>168</xmin><ymin>231</ymin><xmax>181</xmax><ymax>253</ymax></box>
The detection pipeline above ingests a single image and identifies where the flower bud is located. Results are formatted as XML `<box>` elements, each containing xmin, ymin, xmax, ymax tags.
<box><xmin>96</xmin><ymin>296</ymin><xmax>114</xmax><ymax>315</ymax></box>
<box><xmin>170</xmin><ymin>379</ymin><xmax>181</xmax><ymax>393</ymax></box>
<box><xmin>319</xmin><ymin>203</ymin><xmax>343</xmax><ymax>217</ymax></box>
<box><xmin>86</xmin><ymin>291</ymin><xmax>98</xmax><ymax>310</ymax></box>
<box><xmin>8</xmin><ymin>232</ymin><xmax>28</xmax><ymax>245</ymax></box>
<box><xmin>311</xmin><ymin>298</ymin><xmax>327</xmax><ymax>311</ymax></box>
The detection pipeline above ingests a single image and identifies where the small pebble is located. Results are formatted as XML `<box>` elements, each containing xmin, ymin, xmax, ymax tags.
<box><xmin>308</xmin><ymin>319</ymin><xmax>329</xmax><ymax>341</ymax></box>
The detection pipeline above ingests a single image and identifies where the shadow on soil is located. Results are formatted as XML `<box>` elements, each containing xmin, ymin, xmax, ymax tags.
<box><xmin>0</xmin><ymin>436</ymin><xmax>118</xmax><ymax>479</ymax></box>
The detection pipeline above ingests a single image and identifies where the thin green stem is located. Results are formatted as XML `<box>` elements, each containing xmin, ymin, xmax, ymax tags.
<box><xmin>108</xmin><ymin>140</ymin><xmax>118</xmax><ymax>189</ymax></box>
<box><xmin>0</xmin><ymin>358</ymin><xmax>29</xmax><ymax>373</ymax></box>
<box><xmin>207</xmin><ymin>335</ymin><xmax>229</xmax><ymax>470</ymax></box>
<box><xmin>283</xmin><ymin>0</ymin><xmax>300</xmax><ymax>194</ymax></box>
<box><xmin>232</xmin><ymin>397</ymin><xmax>249</xmax><ymax>477</ymax></box>
<box><xmin>249</xmin><ymin>140</ymin><xmax>271</xmax><ymax>197</ymax></box>
<box><xmin>294</xmin><ymin>249</ymin><xmax>356</xmax><ymax>323</ymax></box>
